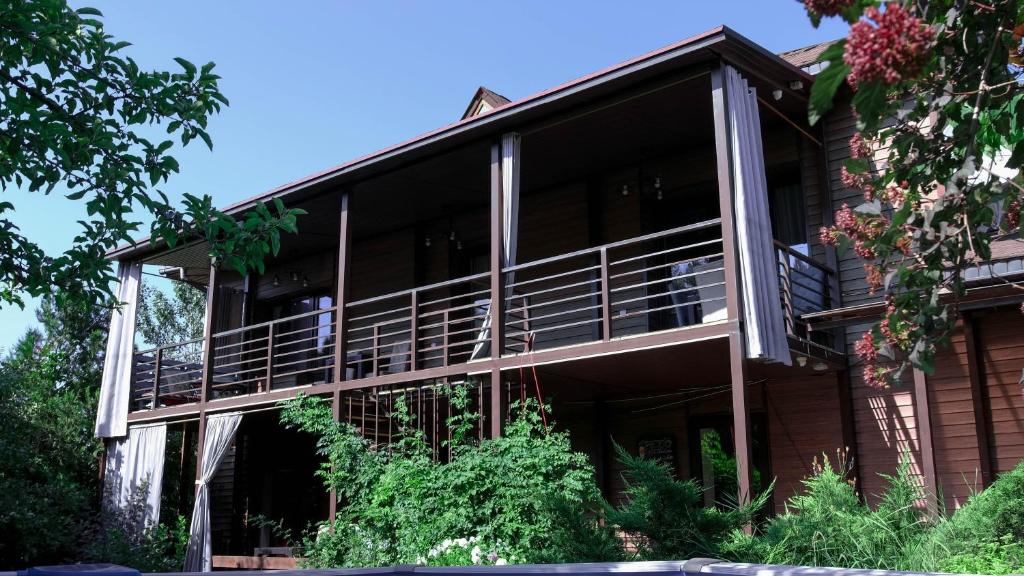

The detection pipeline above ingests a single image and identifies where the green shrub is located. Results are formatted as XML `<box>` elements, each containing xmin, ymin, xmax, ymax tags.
<box><xmin>83</xmin><ymin>483</ymin><xmax>190</xmax><ymax>572</ymax></box>
<box><xmin>607</xmin><ymin>443</ymin><xmax>768</xmax><ymax>561</ymax></box>
<box><xmin>906</xmin><ymin>461</ymin><xmax>1024</xmax><ymax>574</ymax></box>
<box><xmin>280</xmin><ymin>389</ymin><xmax>617</xmax><ymax>567</ymax></box>
<box><xmin>722</xmin><ymin>454</ymin><xmax>930</xmax><ymax>570</ymax></box>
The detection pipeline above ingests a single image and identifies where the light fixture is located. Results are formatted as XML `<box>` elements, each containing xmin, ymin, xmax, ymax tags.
<box><xmin>273</xmin><ymin>275</ymin><xmax>280</xmax><ymax>287</ymax></box>
<box><xmin>654</xmin><ymin>176</ymin><xmax>663</xmax><ymax>201</ymax></box>
<box><xmin>813</xmin><ymin>361</ymin><xmax>828</xmax><ymax>372</ymax></box>
<box><xmin>456</xmin><ymin>240</ymin><xmax>463</xmax><ymax>251</ymax></box>
<box><xmin>789</xmin><ymin>80</ymin><xmax>804</xmax><ymax>91</ymax></box>
<box><xmin>290</xmin><ymin>270</ymin><xmax>300</xmax><ymax>283</ymax></box>
<box><xmin>449</xmin><ymin>230</ymin><xmax>457</xmax><ymax>241</ymax></box>
<box><xmin>621</xmin><ymin>184</ymin><xmax>629</xmax><ymax>196</ymax></box>
<box><xmin>795</xmin><ymin>355</ymin><xmax>808</xmax><ymax>367</ymax></box>
<box><xmin>302</xmin><ymin>276</ymin><xmax>309</xmax><ymax>289</ymax></box>
<box><xmin>425</xmin><ymin>236</ymin><xmax>432</xmax><ymax>247</ymax></box>
<box><xmin>772</xmin><ymin>88</ymin><xmax>783</xmax><ymax>101</ymax></box>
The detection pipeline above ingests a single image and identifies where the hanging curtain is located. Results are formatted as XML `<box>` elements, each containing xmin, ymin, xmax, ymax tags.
<box><xmin>184</xmin><ymin>412</ymin><xmax>243</xmax><ymax>572</ymax></box>
<box><xmin>103</xmin><ymin>423</ymin><xmax>168</xmax><ymax>531</ymax></box>
<box><xmin>470</xmin><ymin>132</ymin><xmax>521</xmax><ymax>360</ymax></box>
<box><xmin>95</xmin><ymin>261</ymin><xmax>143</xmax><ymax>438</ymax></box>
<box><xmin>724</xmin><ymin>66</ymin><xmax>791</xmax><ymax>366</ymax></box>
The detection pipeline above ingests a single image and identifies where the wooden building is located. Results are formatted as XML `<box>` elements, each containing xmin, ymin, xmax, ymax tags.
<box><xmin>95</xmin><ymin>27</ymin><xmax>1024</xmax><ymax>568</ymax></box>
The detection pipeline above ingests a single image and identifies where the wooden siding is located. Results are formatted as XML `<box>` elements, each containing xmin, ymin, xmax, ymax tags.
<box><xmin>764</xmin><ymin>373</ymin><xmax>846</xmax><ymax>509</ymax></box>
<box><xmin>976</xmin><ymin>310</ymin><xmax>1024</xmax><ymax>474</ymax></box>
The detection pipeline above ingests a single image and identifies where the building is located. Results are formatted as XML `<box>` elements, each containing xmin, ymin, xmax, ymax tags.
<box><xmin>94</xmin><ymin>26</ymin><xmax>1024</xmax><ymax>571</ymax></box>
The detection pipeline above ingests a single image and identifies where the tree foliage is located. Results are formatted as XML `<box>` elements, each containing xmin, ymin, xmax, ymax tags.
<box><xmin>803</xmin><ymin>0</ymin><xmax>1024</xmax><ymax>385</ymax></box>
<box><xmin>136</xmin><ymin>280</ymin><xmax>205</xmax><ymax>349</ymax></box>
<box><xmin>0</xmin><ymin>0</ymin><xmax>303</xmax><ymax>312</ymax></box>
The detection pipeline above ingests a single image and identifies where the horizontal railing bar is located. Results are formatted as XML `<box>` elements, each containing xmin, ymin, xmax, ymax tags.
<box><xmin>609</xmin><ymin>266</ymin><xmax>724</xmax><ymax>294</ymax></box>
<box><xmin>272</xmin><ymin>353</ymin><xmax>335</xmax><ymax>371</ymax></box>
<box><xmin>134</xmin><ymin>337</ymin><xmax>204</xmax><ymax>357</ymax></box>
<box><xmin>272</xmin><ymin>322</ymin><xmax>334</xmax><ymax>341</ymax></box>
<box><xmin>613</xmin><ymin>296</ymin><xmax>727</xmax><ymax>322</ymax></box>
<box><xmin>274</xmin><ymin>332</ymin><xmax>332</xmax><ymax>352</ymax></box>
<box><xmin>273</xmin><ymin>343</ymin><xmax>329</xmax><ymax>361</ymax></box>
<box><xmin>211</xmin><ymin>354</ymin><xmax>269</xmax><ymax>371</ymax></box>
<box><xmin>211</xmin><ymin>307</ymin><xmax>336</xmax><ymax>339</ymax></box>
<box><xmin>608</xmin><ymin>251</ymin><xmax>725</xmax><ymax>281</ymax></box>
<box><xmin>507</xmin><ymin>303</ymin><xmax>602</xmax><ymax>326</ymax></box>
<box><xmin>417</xmin><ymin>300</ymin><xmax>489</xmax><ymax>320</ymax></box>
<box><xmin>418</xmin><ymin>287</ymin><xmax>491</xmax><ymax>308</ymax></box>
<box><xmin>212</xmin><ymin>334</ymin><xmax>269</xmax><ymax>352</ymax></box>
<box><xmin>774</xmin><ymin>240</ymin><xmax>836</xmax><ymax>275</ymax></box>
<box><xmin>502</xmin><ymin>219</ymin><xmax>721</xmax><ymax>274</ymax></box>
<box><xmin>346</xmin><ymin>272</ymin><xmax>490</xmax><ymax>308</ymax></box>
<box><xmin>609</xmin><ymin>238</ymin><xmax>723</xmax><ymax>268</ymax></box>
<box><xmin>506</xmin><ymin>316</ymin><xmax>602</xmax><ymax>338</ymax></box>
<box><xmin>272</xmin><ymin>365</ymin><xmax>334</xmax><ymax>382</ymax></box>
<box><xmin>515</xmin><ymin>289</ymin><xmax>597</xmax><ymax>312</ymax></box>
<box><xmin>611</xmin><ymin>280</ymin><xmax>726</xmax><ymax>308</ymax></box>
<box><xmin>506</xmin><ymin>265</ymin><xmax>600</xmax><ymax>291</ymax></box>
<box><xmin>506</xmin><ymin>276</ymin><xmax>600</xmax><ymax>302</ymax></box>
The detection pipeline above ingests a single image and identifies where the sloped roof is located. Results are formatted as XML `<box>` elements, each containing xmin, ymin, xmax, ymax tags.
<box><xmin>779</xmin><ymin>39</ymin><xmax>840</xmax><ymax>74</ymax></box>
<box><xmin>461</xmin><ymin>86</ymin><xmax>512</xmax><ymax>120</ymax></box>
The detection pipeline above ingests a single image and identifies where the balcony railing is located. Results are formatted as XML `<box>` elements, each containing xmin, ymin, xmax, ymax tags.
<box><xmin>128</xmin><ymin>222</ymin><xmax>840</xmax><ymax>413</ymax></box>
<box><xmin>774</xmin><ymin>240</ymin><xmax>836</xmax><ymax>347</ymax></box>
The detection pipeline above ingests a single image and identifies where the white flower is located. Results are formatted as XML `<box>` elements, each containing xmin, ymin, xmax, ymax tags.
<box><xmin>455</xmin><ymin>538</ymin><xmax>469</xmax><ymax>548</ymax></box>
<box><xmin>495</xmin><ymin>558</ymin><xmax>507</xmax><ymax>566</ymax></box>
<box><xmin>470</xmin><ymin>545</ymin><xmax>482</xmax><ymax>565</ymax></box>
<box><xmin>441</xmin><ymin>539</ymin><xmax>453</xmax><ymax>550</ymax></box>
<box><xmin>416</xmin><ymin>556</ymin><xmax>427</xmax><ymax>566</ymax></box>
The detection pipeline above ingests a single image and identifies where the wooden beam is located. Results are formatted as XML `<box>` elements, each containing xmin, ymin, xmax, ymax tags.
<box><xmin>962</xmin><ymin>313</ymin><xmax>994</xmax><ymax>487</ymax></box>
<box><xmin>710</xmin><ymin>61</ymin><xmax>754</xmax><ymax>508</ymax></box>
<box><xmin>913</xmin><ymin>367</ymin><xmax>940</xmax><ymax>515</ymax></box>
<box><xmin>835</xmin><ymin>369</ymin><xmax>862</xmax><ymax>493</ymax></box>
<box><xmin>334</xmin><ymin>192</ymin><xmax>353</xmax><ymax>383</ymax></box>
<box><xmin>200</xmin><ymin>263</ymin><xmax>221</xmax><ymax>405</ymax></box>
<box><xmin>489</xmin><ymin>140</ymin><xmax>504</xmax><ymax>438</ymax></box>
<box><xmin>489</xmin><ymin>367</ymin><xmax>504</xmax><ymax>439</ymax></box>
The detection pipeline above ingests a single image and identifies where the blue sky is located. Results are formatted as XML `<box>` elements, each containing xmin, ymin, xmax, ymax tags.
<box><xmin>0</xmin><ymin>1</ymin><xmax>848</xmax><ymax>351</ymax></box>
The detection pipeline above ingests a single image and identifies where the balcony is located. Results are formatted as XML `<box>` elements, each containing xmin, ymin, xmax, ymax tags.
<box><xmin>128</xmin><ymin>222</ymin><xmax>837</xmax><ymax>413</ymax></box>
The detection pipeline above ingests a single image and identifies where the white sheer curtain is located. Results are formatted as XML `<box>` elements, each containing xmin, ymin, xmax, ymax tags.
<box><xmin>724</xmin><ymin>65</ymin><xmax>791</xmax><ymax>366</ymax></box>
<box><xmin>95</xmin><ymin>261</ymin><xmax>142</xmax><ymax>438</ymax></box>
<box><xmin>470</xmin><ymin>132</ymin><xmax>521</xmax><ymax>360</ymax></box>
<box><xmin>104</xmin><ymin>423</ymin><xmax>168</xmax><ymax>531</ymax></box>
<box><xmin>184</xmin><ymin>412</ymin><xmax>243</xmax><ymax>572</ymax></box>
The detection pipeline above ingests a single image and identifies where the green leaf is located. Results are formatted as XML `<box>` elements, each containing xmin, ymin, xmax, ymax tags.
<box><xmin>852</xmin><ymin>81</ymin><xmax>887</xmax><ymax>133</ymax></box>
<box><xmin>808</xmin><ymin>58</ymin><xmax>849</xmax><ymax>126</ymax></box>
<box><xmin>75</xmin><ymin>6</ymin><xmax>103</xmax><ymax>16</ymax></box>
<box><xmin>173</xmin><ymin>57</ymin><xmax>197</xmax><ymax>77</ymax></box>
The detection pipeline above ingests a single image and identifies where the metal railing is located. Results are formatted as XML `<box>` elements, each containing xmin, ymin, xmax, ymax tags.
<box><xmin>129</xmin><ymin>221</ymin><xmax>845</xmax><ymax>412</ymax></box>
<box><xmin>131</xmin><ymin>338</ymin><xmax>204</xmax><ymax>410</ymax></box>
<box><xmin>774</xmin><ymin>240</ymin><xmax>836</xmax><ymax>346</ymax></box>
<box><xmin>344</xmin><ymin>274</ymin><xmax>492</xmax><ymax>380</ymax></box>
<box><xmin>503</xmin><ymin>218</ymin><xmax>726</xmax><ymax>353</ymax></box>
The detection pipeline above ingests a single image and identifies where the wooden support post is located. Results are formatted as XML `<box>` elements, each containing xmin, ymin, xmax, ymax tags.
<box><xmin>600</xmin><ymin>247</ymin><xmax>612</xmax><ymax>340</ymax></box>
<box><xmin>264</xmin><ymin>323</ymin><xmax>274</xmax><ymax>392</ymax></box>
<box><xmin>711</xmin><ymin>61</ymin><xmax>754</xmax><ymax>509</ymax></box>
<box><xmin>152</xmin><ymin>347</ymin><xmax>163</xmax><ymax>410</ymax></box>
<box><xmin>913</xmin><ymin>367</ymin><xmax>940</xmax><ymax>515</ymax></box>
<box><xmin>963</xmin><ymin>314</ymin><xmax>993</xmax><ymax>487</ymax></box>
<box><xmin>489</xmin><ymin>141</ymin><xmax>505</xmax><ymax>439</ymax></box>
<box><xmin>200</xmin><ymin>263</ymin><xmax>221</xmax><ymax>405</ymax></box>
<box><xmin>329</xmin><ymin>389</ymin><xmax>341</xmax><ymax>523</ymax></box>
<box><xmin>489</xmin><ymin>141</ymin><xmax>505</xmax><ymax>363</ymax></box>
<box><xmin>335</xmin><ymin>192</ymin><xmax>352</xmax><ymax>383</ymax></box>
<box><xmin>410</xmin><ymin>290</ymin><xmax>419</xmax><ymax>372</ymax></box>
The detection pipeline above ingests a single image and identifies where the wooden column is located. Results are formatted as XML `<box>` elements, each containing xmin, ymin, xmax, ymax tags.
<box><xmin>913</xmin><ymin>367</ymin><xmax>940</xmax><ymax>515</ymax></box>
<box><xmin>963</xmin><ymin>314</ymin><xmax>994</xmax><ymax>488</ymax></box>
<box><xmin>334</xmin><ymin>192</ymin><xmax>353</xmax><ymax>383</ymax></box>
<box><xmin>489</xmin><ymin>141</ymin><xmax>505</xmax><ymax>439</ymax></box>
<box><xmin>195</xmin><ymin>262</ymin><xmax>221</xmax><ymax>487</ymax></box>
<box><xmin>711</xmin><ymin>61</ymin><xmax>754</xmax><ymax>508</ymax></box>
<box><xmin>329</xmin><ymin>389</ymin><xmax>341</xmax><ymax>523</ymax></box>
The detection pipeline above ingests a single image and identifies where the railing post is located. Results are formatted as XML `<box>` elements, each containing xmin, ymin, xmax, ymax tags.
<box><xmin>199</xmin><ymin>262</ymin><xmax>221</xmax><ymax>405</ymax></box>
<box><xmin>335</xmin><ymin>192</ymin><xmax>352</xmax><ymax>383</ymax></box>
<box><xmin>264</xmin><ymin>323</ymin><xmax>275</xmax><ymax>392</ymax></box>
<box><xmin>489</xmin><ymin>141</ymin><xmax>505</xmax><ymax>361</ymax></box>
<box><xmin>410</xmin><ymin>290</ymin><xmax>419</xmax><ymax>372</ymax></box>
<box><xmin>442</xmin><ymin>310</ymin><xmax>450</xmax><ymax>367</ymax></box>
<box><xmin>778</xmin><ymin>248</ymin><xmax>795</xmax><ymax>336</ymax></box>
<box><xmin>600</xmin><ymin>247</ymin><xmax>612</xmax><ymax>340</ymax></box>
<box><xmin>152</xmin><ymin>347</ymin><xmax>162</xmax><ymax>410</ymax></box>
<box><xmin>371</xmin><ymin>324</ymin><xmax>380</xmax><ymax>376</ymax></box>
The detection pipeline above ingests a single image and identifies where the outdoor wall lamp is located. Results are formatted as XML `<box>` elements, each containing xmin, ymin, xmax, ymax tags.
<box><xmin>772</xmin><ymin>88</ymin><xmax>784</xmax><ymax>101</ymax></box>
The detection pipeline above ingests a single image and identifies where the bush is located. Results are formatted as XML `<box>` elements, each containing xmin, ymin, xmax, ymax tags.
<box><xmin>83</xmin><ymin>483</ymin><xmax>190</xmax><ymax>572</ymax></box>
<box><xmin>280</xmin><ymin>389</ymin><xmax>617</xmax><ymax>567</ymax></box>
<box><xmin>722</xmin><ymin>453</ymin><xmax>929</xmax><ymax>570</ymax></box>
<box><xmin>606</xmin><ymin>443</ymin><xmax>768</xmax><ymax>561</ymax></box>
<box><xmin>906</xmin><ymin>461</ymin><xmax>1024</xmax><ymax>574</ymax></box>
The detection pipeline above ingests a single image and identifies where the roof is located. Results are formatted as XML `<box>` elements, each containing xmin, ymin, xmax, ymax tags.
<box><xmin>110</xmin><ymin>26</ymin><xmax>812</xmax><ymax>261</ymax></box>
<box><xmin>461</xmin><ymin>86</ymin><xmax>512</xmax><ymax>120</ymax></box>
<box><xmin>778</xmin><ymin>39</ymin><xmax>840</xmax><ymax>74</ymax></box>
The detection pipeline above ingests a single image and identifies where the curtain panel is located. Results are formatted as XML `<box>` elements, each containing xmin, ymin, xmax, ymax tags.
<box><xmin>103</xmin><ymin>423</ymin><xmax>168</xmax><ymax>531</ymax></box>
<box><xmin>470</xmin><ymin>132</ymin><xmax>521</xmax><ymax>360</ymax></box>
<box><xmin>95</xmin><ymin>261</ymin><xmax>143</xmax><ymax>438</ymax></box>
<box><xmin>724</xmin><ymin>65</ymin><xmax>791</xmax><ymax>366</ymax></box>
<box><xmin>184</xmin><ymin>412</ymin><xmax>243</xmax><ymax>572</ymax></box>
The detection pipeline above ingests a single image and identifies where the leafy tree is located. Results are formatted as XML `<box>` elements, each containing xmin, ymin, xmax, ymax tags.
<box><xmin>802</xmin><ymin>0</ymin><xmax>1024</xmax><ymax>385</ymax></box>
<box><xmin>0</xmin><ymin>0</ymin><xmax>303</xmax><ymax>312</ymax></box>
<box><xmin>136</xmin><ymin>280</ymin><xmax>205</xmax><ymax>348</ymax></box>
<box><xmin>0</xmin><ymin>299</ymin><xmax>107</xmax><ymax>566</ymax></box>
